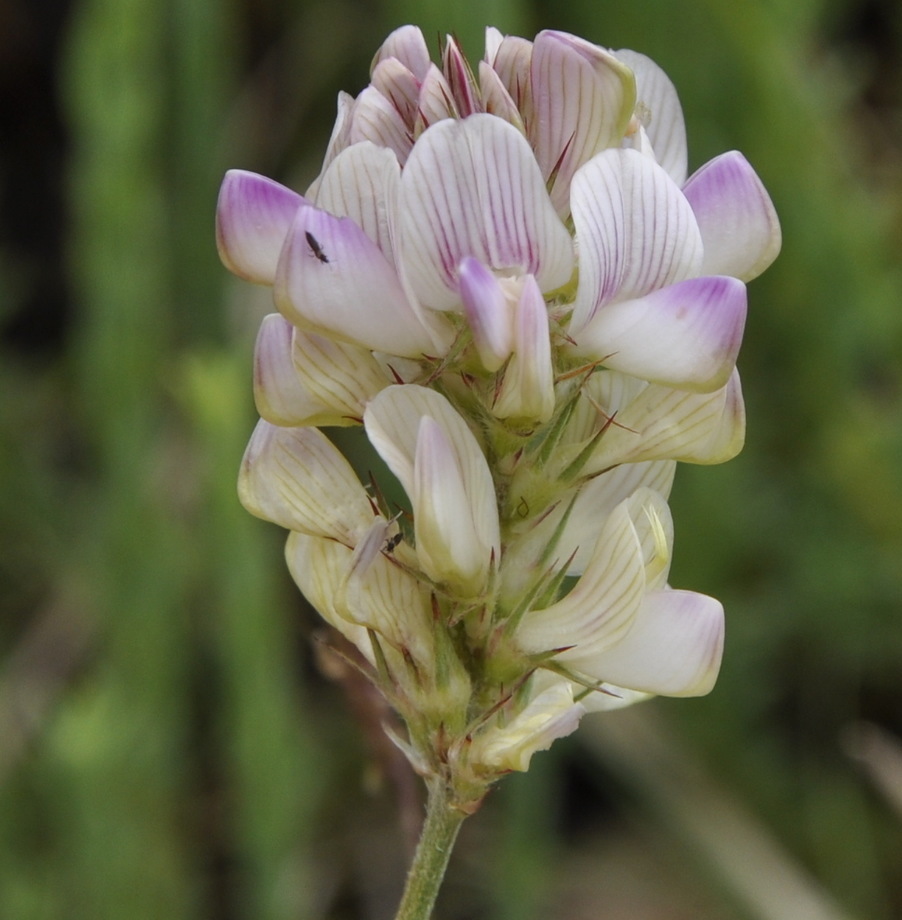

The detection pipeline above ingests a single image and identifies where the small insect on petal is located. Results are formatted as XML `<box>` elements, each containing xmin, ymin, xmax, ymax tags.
<box><xmin>305</xmin><ymin>231</ymin><xmax>330</xmax><ymax>263</ymax></box>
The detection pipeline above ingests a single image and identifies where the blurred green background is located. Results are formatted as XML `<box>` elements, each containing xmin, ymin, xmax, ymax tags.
<box><xmin>2</xmin><ymin>0</ymin><xmax>901</xmax><ymax>917</ymax></box>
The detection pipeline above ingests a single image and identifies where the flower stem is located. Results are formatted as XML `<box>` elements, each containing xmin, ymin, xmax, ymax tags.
<box><xmin>393</xmin><ymin>779</ymin><xmax>467</xmax><ymax>920</ymax></box>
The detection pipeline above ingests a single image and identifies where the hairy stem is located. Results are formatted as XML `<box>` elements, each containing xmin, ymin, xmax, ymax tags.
<box><xmin>393</xmin><ymin>779</ymin><xmax>467</xmax><ymax>920</ymax></box>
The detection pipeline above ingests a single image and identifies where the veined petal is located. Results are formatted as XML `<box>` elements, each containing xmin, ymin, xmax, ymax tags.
<box><xmin>574</xmin><ymin>275</ymin><xmax>747</xmax><ymax>392</ymax></box>
<box><xmin>443</xmin><ymin>35</ymin><xmax>479</xmax><ymax>117</ymax></box>
<box><xmin>516</xmin><ymin>498</ymin><xmax>646</xmax><ymax>659</ymax></box>
<box><xmin>570</xmin><ymin>148</ymin><xmax>703</xmax><ymax>332</ymax></box>
<box><xmin>415</xmin><ymin>64</ymin><xmax>458</xmax><ymax>133</ymax></box>
<box><xmin>372</xmin><ymin>25</ymin><xmax>431</xmax><ymax>81</ymax></box>
<box><xmin>216</xmin><ymin>170</ymin><xmax>306</xmax><ymax>284</ymax></box>
<box><xmin>615</xmin><ymin>49</ymin><xmax>688</xmax><ymax>185</ymax></box>
<box><xmin>370</xmin><ymin>57</ymin><xmax>421</xmax><ymax>129</ymax></box>
<box><xmin>313</xmin><ymin>141</ymin><xmax>401</xmax><ymax>264</ymax></box>
<box><xmin>683</xmin><ymin>151</ymin><xmax>782</xmax><ymax>281</ymax></box>
<box><xmin>414</xmin><ymin>416</ymin><xmax>491</xmax><ymax>592</ymax></box>
<box><xmin>253</xmin><ymin>313</ymin><xmax>346</xmax><ymax>427</ymax></box>
<box><xmin>489</xmin><ymin>34</ymin><xmax>534</xmax><ymax>115</ymax></box>
<box><xmin>274</xmin><ymin>204</ymin><xmax>437</xmax><ymax>357</ymax></box>
<box><xmin>238</xmin><ymin>420</ymin><xmax>372</xmax><ymax>542</ymax></box>
<box><xmin>568</xmin><ymin>588</ymin><xmax>724</xmax><ymax>697</ymax></box>
<box><xmin>458</xmin><ymin>256</ymin><xmax>514</xmax><ymax>371</ymax></box>
<box><xmin>291</xmin><ymin>327</ymin><xmax>390</xmax><ymax>422</ymax></box>
<box><xmin>561</xmin><ymin>461</ymin><xmax>676</xmax><ymax>574</ymax></box>
<box><xmin>398</xmin><ymin>114</ymin><xmax>574</xmax><ymax>309</ymax></box>
<box><xmin>584</xmin><ymin>368</ymin><xmax>746</xmax><ymax>472</ymax></box>
<box><xmin>348</xmin><ymin>86</ymin><xmax>413</xmax><ymax>164</ymax></box>
<box><xmin>364</xmin><ymin>385</ymin><xmax>501</xmax><ymax>567</ymax></box>
<box><xmin>493</xmin><ymin>275</ymin><xmax>555</xmax><ymax>422</ymax></box>
<box><xmin>625</xmin><ymin>488</ymin><xmax>674</xmax><ymax>591</ymax></box>
<box><xmin>478</xmin><ymin>61</ymin><xmax>524</xmax><ymax>130</ymax></box>
<box><xmin>286</xmin><ymin>531</ymin><xmax>434</xmax><ymax>666</ymax></box>
<box><xmin>285</xmin><ymin>532</ymin><xmax>373</xmax><ymax>658</ymax></box>
<box><xmin>530</xmin><ymin>31</ymin><xmax>637</xmax><ymax>216</ymax></box>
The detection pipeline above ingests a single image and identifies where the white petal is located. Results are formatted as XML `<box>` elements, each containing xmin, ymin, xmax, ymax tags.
<box><xmin>348</xmin><ymin>86</ymin><xmax>413</xmax><ymax>163</ymax></box>
<box><xmin>570</xmin><ymin>148</ymin><xmax>703</xmax><ymax>332</ymax></box>
<box><xmin>252</xmin><ymin>313</ymin><xmax>337</xmax><ymax>426</ymax></box>
<box><xmin>478</xmin><ymin>61</ymin><xmax>525</xmax><ymax>130</ymax></box>
<box><xmin>615</xmin><ymin>49</ymin><xmax>687</xmax><ymax>185</ymax></box>
<box><xmin>574</xmin><ymin>275</ymin><xmax>747</xmax><ymax>392</ymax></box>
<box><xmin>569</xmin><ymin>588</ymin><xmax>724</xmax><ymax>697</ymax></box>
<box><xmin>517</xmin><ymin>498</ymin><xmax>645</xmax><ymax>659</ymax></box>
<box><xmin>489</xmin><ymin>34</ymin><xmax>533</xmax><ymax>114</ymax></box>
<box><xmin>398</xmin><ymin>114</ymin><xmax>574</xmax><ymax>310</ymax></box>
<box><xmin>564</xmin><ymin>463</ymin><xmax>676</xmax><ymax>575</ymax></box>
<box><xmin>414</xmin><ymin>416</ymin><xmax>490</xmax><ymax>592</ymax></box>
<box><xmin>415</xmin><ymin>63</ymin><xmax>458</xmax><ymax>132</ymax></box>
<box><xmin>364</xmin><ymin>385</ymin><xmax>501</xmax><ymax>565</ymax></box>
<box><xmin>370</xmin><ymin>57</ymin><xmax>421</xmax><ymax>129</ymax></box>
<box><xmin>585</xmin><ymin>368</ymin><xmax>746</xmax><ymax>471</ymax></box>
<box><xmin>238</xmin><ymin>421</ymin><xmax>372</xmax><ymax>542</ymax></box>
<box><xmin>529</xmin><ymin>31</ymin><xmax>637</xmax><ymax>216</ymax></box>
<box><xmin>493</xmin><ymin>275</ymin><xmax>555</xmax><ymax>422</ymax></box>
<box><xmin>313</xmin><ymin>141</ymin><xmax>401</xmax><ymax>264</ymax></box>
<box><xmin>291</xmin><ymin>327</ymin><xmax>391</xmax><ymax>422</ymax></box>
<box><xmin>683</xmin><ymin>150</ymin><xmax>782</xmax><ymax>281</ymax></box>
<box><xmin>483</xmin><ymin>26</ymin><xmax>505</xmax><ymax>65</ymax></box>
<box><xmin>216</xmin><ymin>170</ymin><xmax>306</xmax><ymax>284</ymax></box>
<box><xmin>474</xmin><ymin>681</ymin><xmax>585</xmax><ymax>772</ymax></box>
<box><xmin>308</xmin><ymin>93</ymin><xmax>356</xmax><ymax>198</ymax></box>
<box><xmin>274</xmin><ymin>204</ymin><xmax>436</xmax><ymax>357</ymax></box>
<box><xmin>285</xmin><ymin>532</ymin><xmax>373</xmax><ymax>657</ymax></box>
<box><xmin>286</xmin><ymin>531</ymin><xmax>433</xmax><ymax>664</ymax></box>
<box><xmin>372</xmin><ymin>25</ymin><xmax>432</xmax><ymax>81</ymax></box>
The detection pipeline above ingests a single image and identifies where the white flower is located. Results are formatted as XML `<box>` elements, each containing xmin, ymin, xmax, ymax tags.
<box><xmin>219</xmin><ymin>26</ymin><xmax>781</xmax><ymax>786</ymax></box>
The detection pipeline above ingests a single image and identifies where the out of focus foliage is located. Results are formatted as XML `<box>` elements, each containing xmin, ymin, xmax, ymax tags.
<box><xmin>1</xmin><ymin>1</ymin><xmax>900</xmax><ymax>918</ymax></box>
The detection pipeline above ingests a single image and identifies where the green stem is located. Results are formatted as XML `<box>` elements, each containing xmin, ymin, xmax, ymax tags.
<box><xmin>393</xmin><ymin>780</ymin><xmax>467</xmax><ymax>920</ymax></box>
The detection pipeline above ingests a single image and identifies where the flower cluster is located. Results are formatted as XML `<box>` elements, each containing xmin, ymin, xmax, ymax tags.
<box><xmin>217</xmin><ymin>26</ymin><xmax>780</xmax><ymax>807</ymax></box>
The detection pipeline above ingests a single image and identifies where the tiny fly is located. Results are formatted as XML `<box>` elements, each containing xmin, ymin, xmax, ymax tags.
<box><xmin>305</xmin><ymin>231</ymin><xmax>330</xmax><ymax>263</ymax></box>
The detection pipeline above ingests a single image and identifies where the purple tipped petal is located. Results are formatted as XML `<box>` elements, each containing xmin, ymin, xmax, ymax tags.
<box><xmin>575</xmin><ymin>275</ymin><xmax>748</xmax><ymax>392</ymax></box>
<box><xmin>570</xmin><ymin>149</ymin><xmax>703</xmax><ymax>332</ymax></box>
<box><xmin>458</xmin><ymin>256</ymin><xmax>513</xmax><ymax>371</ymax></box>
<box><xmin>572</xmin><ymin>589</ymin><xmax>724</xmax><ymax>697</ymax></box>
<box><xmin>683</xmin><ymin>151</ymin><xmax>782</xmax><ymax>281</ymax></box>
<box><xmin>216</xmin><ymin>170</ymin><xmax>306</xmax><ymax>284</ymax></box>
<box><xmin>398</xmin><ymin>114</ymin><xmax>574</xmax><ymax>309</ymax></box>
<box><xmin>274</xmin><ymin>205</ymin><xmax>436</xmax><ymax>357</ymax></box>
